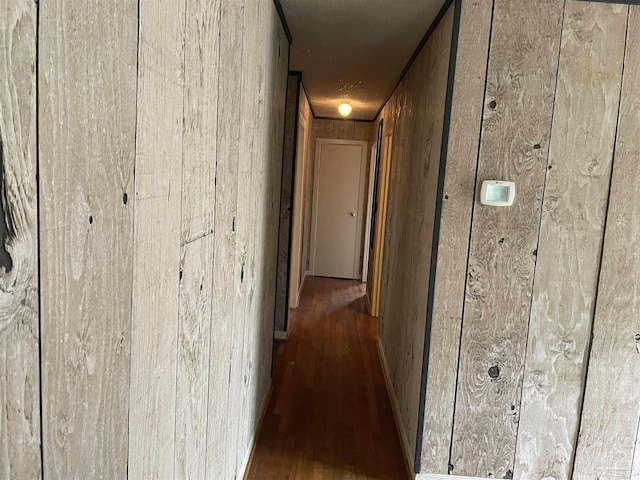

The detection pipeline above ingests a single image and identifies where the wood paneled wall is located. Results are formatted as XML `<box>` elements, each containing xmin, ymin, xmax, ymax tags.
<box><xmin>1</xmin><ymin>0</ymin><xmax>289</xmax><ymax>478</ymax></box>
<box><xmin>415</xmin><ymin>1</ymin><xmax>640</xmax><ymax>479</ymax></box>
<box><xmin>373</xmin><ymin>5</ymin><xmax>454</xmax><ymax>469</ymax></box>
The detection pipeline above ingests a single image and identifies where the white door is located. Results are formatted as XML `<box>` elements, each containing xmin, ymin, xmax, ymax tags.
<box><xmin>311</xmin><ymin>139</ymin><xmax>367</xmax><ymax>279</ymax></box>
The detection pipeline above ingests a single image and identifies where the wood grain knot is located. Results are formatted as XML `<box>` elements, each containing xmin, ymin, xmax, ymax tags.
<box><xmin>488</xmin><ymin>365</ymin><xmax>500</xmax><ymax>379</ymax></box>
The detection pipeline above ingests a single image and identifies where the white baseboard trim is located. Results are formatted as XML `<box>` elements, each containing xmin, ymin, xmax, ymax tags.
<box><xmin>274</xmin><ymin>329</ymin><xmax>289</xmax><ymax>341</ymax></box>
<box><xmin>376</xmin><ymin>338</ymin><xmax>415</xmax><ymax>480</ymax></box>
<box><xmin>416</xmin><ymin>475</ymin><xmax>490</xmax><ymax>480</ymax></box>
<box><xmin>296</xmin><ymin>273</ymin><xmax>307</xmax><ymax>307</ymax></box>
<box><xmin>239</xmin><ymin>385</ymin><xmax>273</xmax><ymax>480</ymax></box>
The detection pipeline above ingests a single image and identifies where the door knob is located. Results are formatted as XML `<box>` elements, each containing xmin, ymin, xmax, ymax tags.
<box><xmin>350</xmin><ymin>212</ymin><xmax>356</xmax><ymax>217</ymax></box>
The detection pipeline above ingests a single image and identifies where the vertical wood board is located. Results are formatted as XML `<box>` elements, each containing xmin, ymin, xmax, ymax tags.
<box><xmin>573</xmin><ymin>7</ymin><xmax>640</xmax><ymax>479</ymax></box>
<box><xmin>0</xmin><ymin>1</ymin><xmax>40</xmax><ymax>478</ymax></box>
<box><xmin>420</xmin><ymin>0</ymin><xmax>493</xmax><ymax>473</ymax></box>
<box><xmin>175</xmin><ymin>0</ymin><xmax>221</xmax><ymax>477</ymax></box>
<box><xmin>514</xmin><ymin>3</ymin><xmax>627</xmax><ymax>479</ymax></box>
<box><xmin>38</xmin><ymin>1</ymin><xmax>138</xmax><ymax>477</ymax></box>
<box><xmin>128</xmin><ymin>0</ymin><xmax>186</xmax><ymax>477</ymax></box>
<box><xmin>450</xmin><ymin>0</ymin><xmax>564</xmax><ymax>476</ymax></box>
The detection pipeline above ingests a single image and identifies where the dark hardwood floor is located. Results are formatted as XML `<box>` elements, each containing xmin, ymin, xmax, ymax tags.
<box><xmin>246</xmin><ymin>277</ymin><xmax>409</xmax><ymax>480</ymax></box>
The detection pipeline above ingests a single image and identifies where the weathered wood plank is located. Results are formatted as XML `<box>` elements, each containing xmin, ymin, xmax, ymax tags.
<box><xmin>419</xmin><ymin>0</ymin><xmax>493</xmax><ymax>473</ymax></box>
<box><xmin>174</xmin><ymin>0</ymin><xmax>220</xmax><ymax>477</ymax></box>
<box><xmin>573</xmin><ymin>7</ymin><xmax>640</xmax><ymax>479</ymax></box>
<box><xmin>128</xmin><ymin>0</ymin><xmax>185</xmax><ymax>477</ymax></box>
<box><xmin>449</xmin><ymin>0</ymin><xmax>564</xmax><ymax>476</ymax></box>
<box><xmin>235</xmin><ymin>0</ymin><xmax>264</xmax><ymax>467</ymax></box>
<box><xmin>38</xmin><ymin>1</ymin><xmax>138</xmax><ymax>477</ymax></box>
<box><xmin>275</xmin><ymin>74</ymin><xmax>301</xmax><ymax>333</ymax></box>
<box><xmin>38</xmin><ymin>0</ymin><xmax>136</xmax><ymax>475</ymax></box>
<box><xmin>513</xmin><ymin>3</ymin><xmax>627</xmax><ymax>479</ymax></box>
<box><xmin>206</xmin><ymin>0</ymin><xmax>244</xmax><ymax>477</ymax></box>
<box><xmin>0</xmin><ymin>1</ymin><xmax>40</xmax><ymax>478</ymax></box>
<box><xmin>176</xmin><ymin>236</ymin><xmax>215</xmax><ymax>480</ymax></box>
<box><xmin>377</xmin><ymin>6</ymin><xmax>453</xmax><ymax>465</ymax></box>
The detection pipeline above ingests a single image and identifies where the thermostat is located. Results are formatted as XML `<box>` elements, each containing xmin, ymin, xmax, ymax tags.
<box><xmin>480</xmin><ymin>180</ymin><xmax>515</xmax><ymax>207</ymax></box>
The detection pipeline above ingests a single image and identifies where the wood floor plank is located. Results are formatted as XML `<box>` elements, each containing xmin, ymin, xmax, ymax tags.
<box><xmin>246</xmin><ymin>277</ymin><xmax>408</xmax><ymax>480</ymax></box>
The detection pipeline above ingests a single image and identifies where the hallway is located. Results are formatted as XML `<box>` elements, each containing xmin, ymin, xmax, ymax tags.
<box><xmin>247</xmin><ymin>278</ymin><xmax>409</xmax><ymax>479</ymax></box>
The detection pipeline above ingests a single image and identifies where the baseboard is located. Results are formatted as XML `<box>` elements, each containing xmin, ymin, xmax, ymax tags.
<box><xmin>296</xmin><ymin>273</ymin><xmax>307</xmax><ymax>307</ymax></box>
<box><xmin>365</xmin><ymin>292</ymin><xmax>373</xmax><ymax>316</ymax></box>
<box><xmin>240</xmin><ymin>385</ymin><xmax>273</xmax><ymax>480</ymax></box>
<box><xmin>274</xmin><ymin>329</ymin><xmax>289</xmax><ymax>341</ymax></box>
<box><xmin>376</xmin><ymin>338</ymin><xmax>415</xmax><ymax>480</ymax></box>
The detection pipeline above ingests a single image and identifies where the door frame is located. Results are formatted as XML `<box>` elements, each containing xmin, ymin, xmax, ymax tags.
<box><xmin>362</xmin><ymin>144</ymin><xmax>377</xmax><ymax>282</ymax></box>
<box><xmin>310</xmin><ymin>138</ymin><xmax>369</xmax><ymax>279</ymax></box>
<box><xmin>288</xmin><ymin>114</ymin><xmax>307</xmax><ymax>308</ymax></box>
<box><xmin>367</xmin><ymin>131</ymin><xmax>393</xmax><ymax>317</ymax></box>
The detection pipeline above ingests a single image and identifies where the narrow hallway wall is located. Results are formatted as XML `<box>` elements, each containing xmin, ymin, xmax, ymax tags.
<box><xmin>417</xmin><ymin>1</ymin><xmax>640</xmax><ymax>479</ymax></box>
<box><xmin>373</xmin><ymin>3</ymin><xmax>454</xmax><ymax>470</ymax></box>
<box><xmin>1</xmin><ymin>0</ymin><xmax>289</xmax><ymax>478</ymax></box>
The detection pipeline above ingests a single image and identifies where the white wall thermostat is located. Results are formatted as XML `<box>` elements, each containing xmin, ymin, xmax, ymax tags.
<box><xmin>480</xmin><ymin>180</ymin><xmax>516</xmax><ymax>207</ymax></box>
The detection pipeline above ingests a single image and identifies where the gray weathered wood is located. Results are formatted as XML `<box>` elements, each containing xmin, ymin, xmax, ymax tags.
<box><xmin>573</xmin><ymin>7</ymin><xmax>640</xmax><ymax>479</ymax></box>
<box><xmin>206</xmin><ymin>0</ymin><xmax>244</xmax><ymax>476</ymax></box>
<box><xmin>175</xmin><ymin>0</ymin><xmax>220</xmax><ymax>478</ymax></box>
<box><xmin>377</xmin><ymin>6</ymin><xmax>453</xmax><ymax>464</ymax></box>
<box><xmin>419</xmin><ymin>0</ymin><xmax>493</xmax><ymax>473</ymax></box>
<box><xmin>513</xmin><ymin>3</ymin><xmax>627</xmax><ymax>479</ymax></box>
<box><xmin>450</xmin><ymin>0</ymin><xmax>564</xmax><ymax>477</ymax></box>
<box><xmin>38</xmin><ymin>1</ymin><xmax>138</xmax><ymax>477</ymax></box>
<box><xmin>128</xmin><ymin>0</ymin><xmax>185</xmax><ymax>477</ymax></box>
<box><xmin>332</xmin><ymin>120</ymin><xmax>355</xmax><ymax>140</ymax></box>
<box><xmin>0</xmin><ymin>1</ymin><xmax>40</xmax><ymax>478</ymax></box>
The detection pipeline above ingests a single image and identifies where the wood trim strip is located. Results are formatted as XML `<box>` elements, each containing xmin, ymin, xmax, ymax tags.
<box><xmin>272</xmin><ymin>0</ymin><xmax>292</xmax><ymax>44</ymax></box>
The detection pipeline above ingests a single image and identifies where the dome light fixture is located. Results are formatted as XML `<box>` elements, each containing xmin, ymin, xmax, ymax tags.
<box><xmin>338</xmin><ymin>103</ymin><xmax>352</xmax><ymax>117</ymax></box>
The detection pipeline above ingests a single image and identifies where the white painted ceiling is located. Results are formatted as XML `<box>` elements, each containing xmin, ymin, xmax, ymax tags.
<box><xmin>279</xmin><ymin>0</ymin><xmax>447</xmax><ymax>120</ymax></box>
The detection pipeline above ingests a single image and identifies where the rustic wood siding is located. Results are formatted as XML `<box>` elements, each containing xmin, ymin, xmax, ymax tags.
<box><xmin>415</xmin><ymin>1</ymin><xmax>640</xmax><ymax>478</ymax></box>
<box><xmin>374</xmin><ymin>5</ymin><xmax>454</xmax><ymax>467</ymax></box>
<box><xmin>4</xmin><ymin>0</ymin><xmax>289</xmax><ymax>478</ymax></box>
<box><xmin>573</xmin><ymin>6</ymin><xmax>640</xmax><ymax>479</ymax></box>
<box><xmin>514</xmin><ymin>3</ymin><xmax>627</xmax><ymax>478</ymax></box>
<box><xmin>0</xmin><ymin>1</ymin><xmax>40</xmax><ymax>478</ymax></box>
<box><xmin>419</xmin><ymin>0</ymin><xmax>493</xmax><ymax>473</ymax></box>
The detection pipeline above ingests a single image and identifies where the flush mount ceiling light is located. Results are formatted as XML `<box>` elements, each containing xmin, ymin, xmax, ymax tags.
<box><xmin>338</xmin><ymin>103</ymin><xmax>352</xmax><ymax>117</ymax></box>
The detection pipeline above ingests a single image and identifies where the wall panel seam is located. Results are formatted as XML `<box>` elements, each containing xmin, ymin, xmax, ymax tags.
<box><xmin>203</xmin><ymin>1</ymin><xmax>225</xmax><ymax>477</ymax></box>
<box><xmin>172</xmin><ymin>1</ymin><xmax>190</xmax><ymax>477</ymax></box>
<box><xmin>126</xmin><ymin>0</ymin><xmax>142</xmax><ymax>477</ymax></box>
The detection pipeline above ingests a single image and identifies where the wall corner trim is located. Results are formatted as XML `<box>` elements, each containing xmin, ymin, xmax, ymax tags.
<box><xmin>272</xmin><ymin>0</ymin><xmax>293</xmax><ymax>44</ymax></box>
